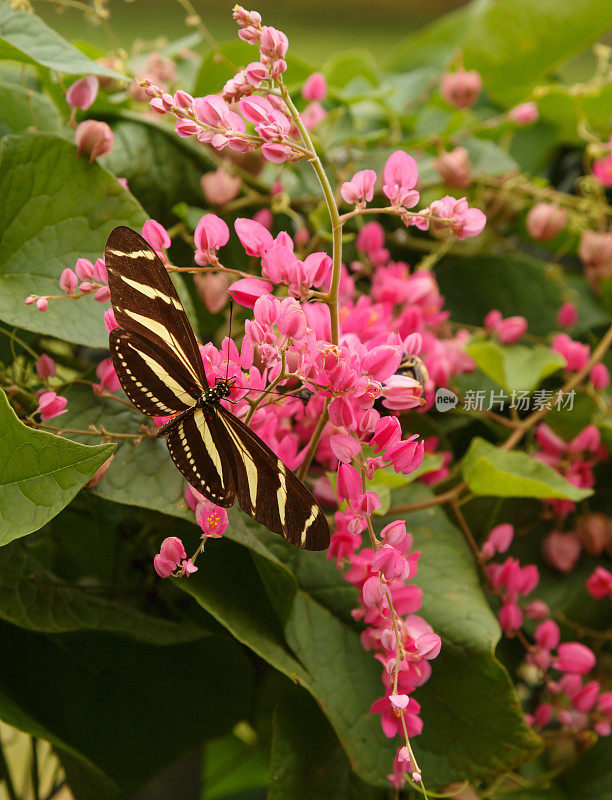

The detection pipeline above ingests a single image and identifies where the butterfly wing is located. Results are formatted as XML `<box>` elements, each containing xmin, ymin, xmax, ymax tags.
<box><xmin>105</xmin><ymin>226</ymin><xmax>206</xmax><ymax>392</ymax></box>
<box><xmin>165</xmin><ymin>407</ymin><xmax>236</xmax><ymax>507</ymax></box>
<box><xmin>215</xmin><ymin>405</ymin><xmax>330</xmax><ymax>551</ymax></box>
<box><xmin>109</xmin><ymin>328</ymin><xmax>198</xmax><ymax>416</ymax></box>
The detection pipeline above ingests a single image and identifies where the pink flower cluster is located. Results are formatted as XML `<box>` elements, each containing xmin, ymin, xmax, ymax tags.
<box><xmin>481</xmin><ymin>524</ymin><xmax>611</xmax><ymax>739</ymax></box>
<box><xmin>484</xmin><ymin>309</ymin><xmax>528</xmax><ymax>344</ymax></box>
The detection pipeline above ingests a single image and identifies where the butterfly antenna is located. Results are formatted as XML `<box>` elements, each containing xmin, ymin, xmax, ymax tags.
<box><xmin>226</xmin><ymin>299</ymin><xmax>234</xmax><ymax>382</ymax></box>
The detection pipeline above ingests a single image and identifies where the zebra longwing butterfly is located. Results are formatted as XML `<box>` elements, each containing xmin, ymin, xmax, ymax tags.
<box><xmin>105</xmin><ymin>226</ymin><xmax>330</xmax><ymax>551</ymax></box>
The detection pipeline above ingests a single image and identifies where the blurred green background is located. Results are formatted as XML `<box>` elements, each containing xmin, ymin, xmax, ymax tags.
<box><xmin>35</xmin><ymin>0</ymin><xmax>469</xmax><ymax>61</ymax></box>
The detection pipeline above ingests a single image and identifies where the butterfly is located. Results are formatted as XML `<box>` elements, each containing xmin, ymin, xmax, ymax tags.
<box><xmin>104</xmin><ymin>226</ymin><xmax>330</xmax><ymax>551</ymax></box>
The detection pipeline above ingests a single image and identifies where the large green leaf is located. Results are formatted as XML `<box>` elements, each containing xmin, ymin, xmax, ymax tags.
<box><xmin>0</xmin><ymin>133</ymin><xmax>146</xmax><ymax>347</ymax></box>
<box><xmin>0</xmin><ymin>5</ymin><xmax>123</xmax><ymax>78</ymax></box>
<box><xmin>100</xmin><ymin>116</ymin><xmax>215</xmax><ymax>226</ymax></box>
<box><xmin>465</xmin><ymin>340</ymin><xmax>566</xmax><ymax>393</ymax></box>
<box><xmin>0</xmin><ymin>389</ymin><xmax>115</xmax><ymax>545</ymax></box>
<box><xmin>0</xmin><ymin>81</ymin><xmax>63</xmax><ymax>136</ymax></box>
<box><xmin>461</xmin><ymin>438</ymin><xmax>593</xmax><ymax>501</ymax></box>
<box><xmin>0</xmin><ymin>541</ymin><xmax>203</xmax><ymax>644</ymax></box>
<box><xmin>436</xmin><ymin>255</ymin><xmax>564</xmax><ymax>337</ymax></box>
<box><xmin>0</xmin><ymin>621</ymin><xmax>253</xmax><ymax>797</ymax></box>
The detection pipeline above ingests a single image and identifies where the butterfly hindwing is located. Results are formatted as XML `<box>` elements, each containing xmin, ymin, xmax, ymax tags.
<box><xmin>166</xmin><ymin>407</ymin><xmax>236</xmax><ymax>507</ymax></box>
<box><xmin>105</xmin><ymin>226</ymin><xmax>206</xmax><ymax>390</ymax></box>
<box><xmin>216</xmin><ymin>405</ymin><xmax>330</xmax><ymax>550</ymax></box>
<box><xmin>109</xmin><ymin>328</ymin><xmax>198</xmax><ymax>416</ymax></box>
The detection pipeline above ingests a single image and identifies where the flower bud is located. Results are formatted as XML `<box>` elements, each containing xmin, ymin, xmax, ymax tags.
<box><xmin>554</xmin><ymin>642</ymin><xmax>596</xmax><ymax>675</ymax></box>
<box><xmin>557</xmin><ymin>301</ymin><xmax>578</xmax><ymax>328</ymax></box>
<box><xmin>194</xmin><ymin>271</ymin><xmax>230</xmax><ymax>314</ymax></box>
<box><xmin>440</xmin><ymin>69</ymin><xmax>482</xmax><ymax>109</ymax></box>
<box><xmin>201</xmin><ymin>167</ymin><xmax>242</xmax><ymax>206</ymax></box>
<box><xmin>36</xmin><ymin>354</ymin><xmax>56</xmax><ymax>380</ymax></box>
<box><xmin>59</xmin><ymin>268</ymin><xmax>78</xmax><ymax>295</ymax></box>
<box><xmin>526</xmin><ymin>204</ymin><xmax>567</xmax><ymax>240</ymax></box>
<box><xmin>66</xmin><ymin>75</ymin><xmax>99</xmax><ymax>110</ymax></box>
<box><xmin>590</xmin><ymin>363</ymin><xmax>610</xmax><ymax>389</ymax></box>
<box><xmin>302</xmin><ymin>72</ymin><xmax>327</xmax><ymax>101</ymax></box>
<box><xmin>75</xmin><ymin>120</ymin><xmax>114</xmax><ymax>162</ymax></box>
<box><xmin>541</xmin><ymin>531</ymin><xmax>581</xmax><ymax>573</ymax></box>
<box><xmin>508</xmin><ymin>102</ymin><xmax>538</xmax><ymax>125</ymax></box>
<box><xmin>432</xmin><ymin>147</ymin><xmax>472</xmax><ymax>188</ymax></box>
<box><xmin>142</xmin><ymin>219</ymin><xmax>170</xmax><ymax>252</ymax></box>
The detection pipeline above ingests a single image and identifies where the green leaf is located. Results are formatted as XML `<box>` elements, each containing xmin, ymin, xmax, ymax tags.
<box><xmin>0</xmin><ymin>621</ymin><xmax>253</xmax><ymax>796</ymax></box>
<box><xmin>202</xmin><ymin>732</ymin><xmax>269</xmax><ymax>800</ymax></box>
<box><xmin>101</xmin><ymin>115</ymin><xmax>215</xmax><ymax>226</ymax></box>
<box><xmin>0</xmin><ymin>389</ymin><xmax>115</xmax><ymax>545</ymax></box>
<box><xmin>0</xmin><ymin>5</ymin><xmax>123</xmax><ymax>78</ymax></box>
<box><xmin>193</xmin><ymin>41</ymin><xmax>256</xmax><ymax>97</ymax></box>
<box><xmin>323</xmin><ymin>49</ymin><xmax>379</xmax><ymax>89</ymax></box>
<box><xmin>561</xmin><ymin>737</ymin><xmax>612</xmax><ymax>800</ymax></box>
<box><xmin>0</xmin><ymin>541</ymin><xmax>203</xmax><ymax>644</ymax></box>
<box><xmin>0</xmin><ymin>133</ymin><xmax>146</xmax><ymax>347</ymax></box>
<box><xmin>436</xmin><ymin>255</ymin><xmax>564</xmax><ymax>337</ymax></box>
<box><xmin>269</xmin><ymin>689</ymin><xmax>385</xmax><ymax>800</ymax></box>
<box><xmin>465</xmin><ymin>340</ymin><xmax>566</xmax><ymax>393</ymax></box>
<box><xmin>461</xmin><ymin>0</ymin><xmax>612</xmax><ymax>105</ymax></box>
<box><xmin>461</xmin><ymin>438</ymin><xmax>592</xmax><ymax>500</ymax></box>
<box><xmin>0</xmin><ymin>81</ymin><xmax>63</xmax><ymax>136</ymax></box>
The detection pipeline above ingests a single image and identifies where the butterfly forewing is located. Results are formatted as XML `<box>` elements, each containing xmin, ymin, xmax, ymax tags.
<box><xmin>216</xmin><ymin>405</ymin><xmax>330</xmax><ymax>550</ymax></box>
<box><xmin>166</xmin><ymin>408</ymin><xmax>236</xmax><ymax>506</ymax></box>
<box><xmin>110</xmin><ymin>328</ymin><xmax>198</xmax><ymax>416</ymax></box>
<box><xmin>105</xmin><ymin>226</ymin><xmax>206</xmax><ymax>391</ymax></box>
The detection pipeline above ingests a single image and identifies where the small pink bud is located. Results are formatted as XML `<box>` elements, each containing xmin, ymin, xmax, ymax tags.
<box><xmin>66</xmin><ymin>75</ymin><xmax>99</xmax><ymax>110</ymax></box>
<box><xmin>568</xmin><ymin>424</ymin><xmax>600</xmax><ymax>454</ymax></box>
<box><xmin>336</xmin><ymin>463</ymin><xmax>362</xmax><ymax>502</ymax></box>
<box><xmin>142</xmin><ymin>219</ymin><xmax>170</xmax><ymax>252</ymax></box>
<box><xmin>104</xmin><ymin>308</ymin><xmax>118</xmax><ymax>333</ymax></box>
<box><xmin>432</xmin><ymin>147</ymin><xmax>472</xmax><ymax>188</ymax></box>
<box><xmin>174</xmin><ymin>89</ymin><xmax>194</xmax><ymax>108</ymax></box>
<box><xmin>382</xmin><ymin>151</ymin><xmax>419</xmax><ymax>208</ymax></box>
<box><xmin>586</xmin><ymin>566</ymin><xmax>612</xmax><ymax>599</ymax></box>
<box><xmin>499</xmin><ymin>601</ymin><xmax>523</xmax><ymax>633</ymax></box>
<box><xmin>554</xmin><ymin>642</ymin><xmax>596</xmax><ymax>675</ymax></box>
<box><xmin>508</xmin><ymin>102</ymin><xmax>538</xmax><ymax>125</ymax></box>
<box><xmin>525</xmin><ymin>599</ymin><xmax>549</xmax><ymax>620</ymax></box>
<box><xmin>36</xmin><ymin>354</ymin><xmax>56</xmax><ymax>380</ymax></box>
<box><xmin>577</xmin><ymin>514</ymin><xmax>610</xmax><ymax>555</ymax></box>
<box><xmin>194</xmin><ymin>272</ymin><xmax>230</xmax><ymax>314</ymax></box>
<box><xmin>572</xmin><ymin>680</ymin><xmax>600</xmax><ymax>712</ymax></box>
<box><xmin>481</xmin><ymin>523</ymin><xmax>514</xmax><ymax>559</ymax></box>
<box><xmin>302</xmin><ymin>72</ymin><xmax>327</xmax><ymax>101</ymax></box>
<box><xmin>75</xmin><ymin>120</ymin><xmax>114</xmax><ymax>162</ymax></box>
<box><xmin>557</xmin><ymin>301</ymin><xmax>578</xmax><ymax>328</ymax></box>
<box><xmin>526</xmin><ymin>204</ymin><xmax>567</xmax><ymax>240</ymax></box>
<box><xmin>59</xmin><ymin>268</ymin><xmax>78</xmax><ymax>295</ymax></box>
<box><xmin>541</xmin><ymin>531</ymin><xmax>581</xmax><ymax>573</ymax></box>
<box><xmin>496</xmin><ymin>315</ymin><xmax>528</xmax><ymax>344</ymax></box>
<box><xmin>535</xmin><ymin>619</ymin><xmax>560</xmax><ymax>650</ymax></box>
<box><xmin>590</xmin><ymin>363</ymin><xmax>610</xmax><ymax>389</ymax></box>
<box><xmin>201</xmin><ymin>168</ymin><xmax>242</xmax><ymax>206</ymax></box>
<box><xmin>227</xmin><ymin>277</ymin><xmax>273</xmax><ymax>309</ymax></box>
<box><xmin>36</xmin><ymin>297</ymin><xmax>48</xmax><ymax>312</ymax></box>
<box><xmin>75</xmin><ymin>258</ymin><xmax>94</xmax><ymax>280</ymax></box>
<box><xmin>194</xmin><ymin>214</ymin><xmax>230</xmax><ymax>256</ymax></box>
<box><xmin>440</xmin><ymin>69</ymin><xmax>482</xmax><ymax>109</ymax></box>
<box><xmin>25</xmin><ymin>295</ymin><xmax>36</xmax><ymax>305</ymax></box>
<box><xmin>37</xmin><ymin>391</ymin><xmax>67</xmax><ymax>420</ymax></box>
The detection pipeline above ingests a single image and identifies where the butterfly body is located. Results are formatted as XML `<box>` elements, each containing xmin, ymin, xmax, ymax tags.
<box><xmin>105</xmin><ymin>226</ymin><xmax>330</xmax><ymax>550</ymax></box>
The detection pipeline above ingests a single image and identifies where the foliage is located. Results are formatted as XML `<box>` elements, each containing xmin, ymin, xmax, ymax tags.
<box><xmin>0</xmin><ymin>2</ymin><xmax>611</xmax><ymax>799</ymax></box>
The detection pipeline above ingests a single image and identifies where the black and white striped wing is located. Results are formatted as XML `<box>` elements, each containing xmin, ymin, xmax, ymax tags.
<box><xmin>105</xmin><ymin>226</ymin><xmax>206</xmax><ymax>395</ymax></box>
<box><xmin>216</xmin><ymin>405</ymin><xmax>330</xmax><ymax>550</ymax></box>
<box><xmin>109</xmin><ymin>328</ymin><xmax>197</xmax><ymax>416</ymax></box>
<box><xmin>165</xmin><ymin>408</ymin><xmax>236</xmax><ymax>507</ymax></box>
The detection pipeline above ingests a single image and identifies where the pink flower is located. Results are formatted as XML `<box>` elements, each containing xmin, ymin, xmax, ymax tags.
<box><xmin>36</xmin><ymin>354</ymin><xmax>56</xmax><ymax>380</ymax></box>
<box><xmin>181</xmin><ymin>559</ymin><xmax>198</xmax><ymax>575</ymax></box>
<box><xmin>432</xmin><ymin>147</ymin><xmax>472</xmax><ymax>188</ymax></box>
<box><xmin>557</xmin><ymin>302</ymin><xmax>578</xmax><ymax>328</ymax></box>
<box><xmin>535</xmin><ymin>423</ymin><xmax>566</xmax><ymax>457</ymax></box>
<box><xmin>481</xmin><ymin>524</ymin><xmax>514</xmax><ymax>559</ymax></box>
<box><xmin>381</xmin><ymin>374</ymin><xmax>423</xmax><ymax>410</ymax></box>
<box><xmin>142</xmin><ymin>219</ymin><xmax>170</xmax><ymax>252</ymax></box>
<box><xmin>526</xmin><ymin>204</ymin><xmax>567</xmax><ymax>241</ymax></box>
<box><xmin>551</xmin><ymin>333</ymin><xmax>590</xmax><ymax>371</ymax></box>
<box><xmin>535</xmin><ymin>620</ymin><xmax>560</xmax><ymax>650</ymax></box>
<box><xmin>104</xmin><ymin>308</ymin><xmax>118</xmax><ymax>333</ymax></box>
<box><xmin>382</xmin><ymin>151</ymin><xmax>419</xmax><ymax>208</ymax></box>
<box><xmin>261</xmin><ymin>142</ymin><xmax>293</xmax><ymax>163</ymax></box>
<box><xmin>201</xmin><ymin>168</ymin><xmax>242</xmax><ymax>205</ymax></box>
<box><xmin>572</xmin><ymin>680</ymin><xmax>600</xmax><ymax>712</ymax></box>
<box><xmin>194</xmin><ymin>214</ymin><xmax>230</xmax><ymax>264</ymax></box>
<box><xmin>75</xmin><ymin>120</ymin><xmax>114</xmax><ymax>162</ymax></box>
<box><xmin>428</xmin><ymin>196</ymin><xmax>486</xmax><ymax>240</ymax></box>
<box><xmin>302</xmin><ymin>72</ymin><xmax>327</xmax><ymax>101</ymax></box>
<box><xmin>154</xmin><ymin>536</ymin><xmax>187</xmax><ymax>578</ymax></box>
<box><xmin>59</xmin><ymin>268</ymin><xmax>78</xmax><ymax>295</ymax></box>
<box><xmin>440</xmin><ymin>69</ymin><xmax>482</xmax><ymax>108</ymax></box>
<box><xmin>340</xmin><ymin>169</ymin><xmax>377</xmax><ymax>205</ymax></box>
<box><xmin>371</xmin><ymin>416</ymin><xmax>401</xmax><ymax>452</ymax></box>
<box><xmin>336</xmin><ymin>463</ymin><xmax>362</xmax><ymax>502</ymax></box>
<box><xmin>554</xmin><ymin>642</ymin><xmax>596</xmax><ymax>675</ymax></box>
<box><xmin>235</xmin><ymin>218</ymin><xmax>274</xmax><ymax>257</ymax></box>
<box><xmin>541</xmin><ymin>531</ymin><xmax>581</xmax><ymax>573</ymax></box>
<box><xmin>85</xmin><ymin>454</ymin><xmax>114</xmax><ymax>488</ymax></box>
<box><xmin>228</xmin><ymin>277</ymin><xmax>273</xmax><ymax>309</ymax></box>
<box><xmin>66</xmin><ymin>75</ymin><xmax>99</xmax><ymax>110</ymax></box>
<box><xmin>260</xmin><ymin>26</ymin><xmax>289</xmax><ymax>61</ymax></box>
<box><xmin>385</xmin><ymin>436</ymin><xmax>424</xmax><ymax>475</ymax></box>
<box><xmin>36</xmin><ymin>391</ymin><xmax>68</xmax><ymax>420</ymax></box>
<box><xmin>93</xmin><ymin>357</ymin><xmax>120</xmax><ymax>393</ymax></box>
<box><xmin>593</xmin><ymin>154</ymin><xmax>612</xmax><ymax>187</ymax></box>
<box><xmin>569</xmin><ymin>425</ymin><xmax>600</xmax><ymax>454</ymax></box>
<box><xmin>371</xmin><ymin>545</ymin><xmax>415</xmax><ymax>581</ymax></box>
<box><xmin>499</xmin><ymin>601</ymin><xmax>523</xmax><ymax>633</ymax></box>
<box><xmin>508</xmin><ymin>102</ymin><xmax>538</xmax><ymax>125</ymax></box>
<box><xmin>329</xmin><ymin>434</ymin><xmax>361</xmax><ymax>463</ymax></box>
<box><xmin>590</xmin><ymin>363</ymin><xmax>610</xmax><ymax>389</ymax></box>
<box><xmin>195</xmin><ymin>499</ymin><xmax>229</xmax><ymax>537</ymax></box>
<box><xmin>586</xmin><ymin>566</ymin><xmax>612</xmax><ymax>599</ymax></box>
